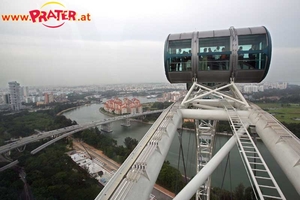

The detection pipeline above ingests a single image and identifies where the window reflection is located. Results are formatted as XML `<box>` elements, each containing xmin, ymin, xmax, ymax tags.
<box><xmin>198</xmin><ymin>37</ymin><xmax>230</xmax><ymax>71</ymax></box>
<box><xmin>238</xmin><ymin>35</ymin><xmax>267</xmax><ymax>70</ymax></box>
<box><xmin>167</xmin><ymin>40</ymin><xmax>192</xmax><ymax>72</ymax></box>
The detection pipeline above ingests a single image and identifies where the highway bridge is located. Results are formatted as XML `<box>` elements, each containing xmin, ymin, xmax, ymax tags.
<box><xmin>0</xmin><ymin>110</ymin><xmax>163</xmax><ymax>158</ymax></box>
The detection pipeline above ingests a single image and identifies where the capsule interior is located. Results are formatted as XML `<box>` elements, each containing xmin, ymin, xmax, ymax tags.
<box><xmin>164</xmin><ymin>26</ymin><xmax>272</xmax><ymax>84</ymax></box>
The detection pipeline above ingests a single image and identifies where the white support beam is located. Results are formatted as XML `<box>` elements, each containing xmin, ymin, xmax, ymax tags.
<box><xmin>180</xmin><ymin>109</ymin><xmax>249</xmax><ymax>121</ymax></box>
<box><xmin>124</xmin><ymin>109</ymin><xmax>183</xmax><ymax>200</ymax></box>
<box><xmin>173</xmin><ymin>124</ymin><xmax>249</xmax><ymax>200</ymax></box>
<box><xmin>95</xmin><ymin>104</ymin><xmax>179</xmax><ymax>200</ymax></box>
<box><xmin>249</xmin><ymin>108</ymin><xmax>300</xmax><ymax>195</ymax></box>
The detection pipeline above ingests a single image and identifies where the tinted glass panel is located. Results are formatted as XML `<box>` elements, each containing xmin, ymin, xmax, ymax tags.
<box><xmin>238</xmin><ymin>35</ymin><xmax>267</xmax><ymax>70</ymax></box>
<box><xmin>198</xmin><ymin>37</ymin><xmax>230</xmax><ymax>71</ymax></box>
<box><xmin>167</xmin><ymin>40</ymin><xmax>192</xmax><ymax>72</ymax></box>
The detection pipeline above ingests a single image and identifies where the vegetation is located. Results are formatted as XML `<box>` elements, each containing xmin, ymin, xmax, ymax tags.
<box><xmin>282</xmin><ymin>122</ymin><xmax>300</xmax><ymax>138</ymax></box>
<box><xmin>0</xmin><ymin>110</ymin><xmax>76</xmax><ymax>146</ymax></box>
<box><xmin>27</xmin><ymin>144</ymin><xmax>101</xmax><ymax>200</ymax></box>
<box><xmin>211</xmin><ymin>183</ymin><xmax>255</xmax><ymax>200</ymax></box>
<box><xmin>0</xmin><ymin>110</ymin><xmax>101</xmax><ymax>200</ymax></box>
<box><xmin>156</xmin><ymin>161</ymin><xmax>185</xmax><ymax>193</ymax></box>
<box><xmin>66</xmin><ymin>92</ymin><xmax>95</xmax><ymax>102</ymax></box>
<box><xmin>252</xmin><ymin>85</ymin><xmax>300</xmax><ymax>103</ymax></box>
<box><xmin>52</xmin><ymin>103</ymin><xmax>81</xmax><ymax>115</ymax></box>
<box><xmin>151</xmin><ymin>101</ymin><xmax>173</xmax><ymax>110</ymax></box>
<box><xmin>254</xmin><ymin>102</ymin><xmax>300</xmax><ymax>138</ymax></box>
<box><xmin>74</xmin><ymin>128</ymin><xmax>137</xmax><ymax>163</ymax></box>
<box><xmin>140</xmin><ymin>101</ymin><xmax>173</xmax><ymax>123</ymax></box>
<box><xmin>216</xmin><ymin>121</ymin><xmax>231</xmax><ymax>133</ymax></box>
<box><xmin>256</xmin><ymin>103</ymin><xmax>300</xmax><ymax>124</ymax></box>
<box><xmin>182</xmin><ymin>121</ymin><xmax>196</xmax><ymax>129</ymax></box>
<box><xmin>0</xmin><ymin>169</ymin><xmax>23</xmax><ymax>199</ymax></box>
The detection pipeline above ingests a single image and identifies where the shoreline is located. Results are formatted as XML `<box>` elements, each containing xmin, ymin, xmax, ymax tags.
<box><xmin>99</xmin><ymin>107</ymin><xmax>116</xmax><ymax>117</ymax></box>
<box><xmin>56</xmin><ymin>106</ymin><xmax>79</xmax><ymax>116</ymax></box>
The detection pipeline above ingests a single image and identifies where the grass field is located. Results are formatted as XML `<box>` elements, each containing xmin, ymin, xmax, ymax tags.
<box><xmin>256</xmin><ymin>103</ymin><xmax>300</xmax><ymax>124</ymax></box>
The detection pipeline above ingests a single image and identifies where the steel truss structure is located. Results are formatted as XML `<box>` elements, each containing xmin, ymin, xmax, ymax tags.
<box><xmin>95</xmin><ymin>81</ymin><xmax>300</xmax><ymax>200</ymax></box>
<box><xmin>195</xmin><ymin>119</ymin><xmax>217</xmax><ymax>200</ymax></box>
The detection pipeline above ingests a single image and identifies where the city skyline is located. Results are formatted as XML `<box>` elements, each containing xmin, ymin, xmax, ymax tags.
<box><xmin>1</xmin><ymin>0</ymin><xmax>300</xmax><ymax>87</ymax></box>
<box><xmin>0</xmin><ymin>81</ymin><xmax>294</xmax><ymax>91</ymax></box>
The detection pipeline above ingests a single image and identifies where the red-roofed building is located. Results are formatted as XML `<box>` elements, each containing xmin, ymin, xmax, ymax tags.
<box><xmin>103</xmin><ymin>97</ymin><xmax>143</xmax><ymax>115</ymax></box>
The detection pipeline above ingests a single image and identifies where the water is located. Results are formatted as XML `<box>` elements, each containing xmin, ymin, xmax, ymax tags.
<box><xmin>63</xmin><ymin>103</ymin><xmax>298</xmax><ymax>199</ymax></box>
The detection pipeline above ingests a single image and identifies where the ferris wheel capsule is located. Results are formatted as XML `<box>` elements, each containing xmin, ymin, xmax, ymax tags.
<box><xmin>164</xmin><ymin>26</ymin><xmax>272</xmax><ymax>84</ymax></box>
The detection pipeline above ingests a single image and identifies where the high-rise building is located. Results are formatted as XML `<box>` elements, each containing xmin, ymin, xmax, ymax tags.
<box><xmin>31</xmin><ymin>96</ymin><xmax>37</xmax><ymax>103</ymax></box>
<box><xmin>23</xmin><ymin>86</ymin><xmax>29</xmax><ymax>97</ymax></box>
<box><xmin>4</xmin><ymin>94</ymin><xmax>10</xmax><ymax>104</ymax></box>
<box><xmin>44</xmin><ymin>93</ymin><xmax>49</xmax><ymax>104</ymax></box>
<box><xmin>8</xmin><ymin>81</ymin><xmax>22</xmax><ymax>111</ymax></box>
<box><xmin>49</xmin><ymin>93</ymin><xmax>54</xmax><ymax>103</ymax></box>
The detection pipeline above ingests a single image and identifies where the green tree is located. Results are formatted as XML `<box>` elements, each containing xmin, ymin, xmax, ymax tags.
<box><xmin>244</xmin><ymin>186</ymin><xmax>255</xmax><ymax>200</ymax></box>
<box><xmin>124</xmin><ymin>137</ymin><xmax>138</xmax><ymax>151</ymax></box>
<box><xmin>234</xmin><ymin>183</ymin><xmax>245</xmax><ymax>200</ymax></box>
<box><xmin>156</xmin><ymin>161</ymin><xmax>184</xmax><ymax>193</ymax></box>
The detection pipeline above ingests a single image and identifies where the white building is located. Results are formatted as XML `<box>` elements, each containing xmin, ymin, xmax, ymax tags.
<box><xmin>31</xmin><ymin>96</ymin><xmax>37</xmax><ymax>103</ymax></box>
<box><xmin>8</xmin><ymin>81</ymin><xmax>22</xmax><ymax>111</ymax></box>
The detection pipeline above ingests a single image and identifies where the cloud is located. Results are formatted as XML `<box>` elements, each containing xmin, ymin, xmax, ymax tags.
<box><xmin>0</xmin><ymin>34</ymin><xmax>167</xmax><ymax>87</ymax></box>
<box><xmin>0</xmin><ymin>0</ymin><xmax>300</xmax><ymax>87</ymax></box>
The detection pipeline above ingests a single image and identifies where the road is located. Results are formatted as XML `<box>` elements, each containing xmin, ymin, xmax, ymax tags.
<box><xmin>72</xmin><ymin>139</ymin><xmax>119</xmax><ymax>172</ymax></box>
<box><xmin>71</xmin><ymin>139</ymin><xmax>174</xmax><ymax>200</ymax></box>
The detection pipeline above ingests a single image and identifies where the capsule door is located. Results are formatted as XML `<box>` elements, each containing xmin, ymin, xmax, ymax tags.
<box><xmin>196</xmin><ymin>36</ymin><xmax>232</xmax><ymax>83</ymax></box>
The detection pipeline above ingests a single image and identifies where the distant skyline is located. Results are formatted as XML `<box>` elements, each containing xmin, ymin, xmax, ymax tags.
<box><xmin>1</xmin><ymin>0</ymin><xmax>300</xmax><ymax>87</ymax></box>
<box><xmin>1</xmin><ymin>81</ymin><xmax>296</xmax><ymax>91</ymax></box>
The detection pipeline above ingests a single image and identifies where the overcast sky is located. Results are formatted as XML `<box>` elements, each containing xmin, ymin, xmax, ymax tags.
<box><xmin>1</xmin><ymin>0</ymin><xmax>300</xmax><ymax>87</ymax></box>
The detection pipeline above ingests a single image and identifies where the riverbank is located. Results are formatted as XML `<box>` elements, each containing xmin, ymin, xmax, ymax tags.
<box><xmin>130</xmin><ymin>118</ymin><xmax>155</xmax><ymax>125</ymax></box>
<box><xmin>99</xmin><ymin>107</ymin><xmax>117</xmax><ymax>117</ymax></box>
<box><xmin>57</xmin><ymin>107</ymin><xmax>78</xmax><ymax>116</ymax></box>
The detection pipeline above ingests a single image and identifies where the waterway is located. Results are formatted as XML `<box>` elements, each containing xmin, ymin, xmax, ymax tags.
<box><xmin>63</xmin><ymin>102</ymin><xmax>298</xmax><ymax>199</ymax></box>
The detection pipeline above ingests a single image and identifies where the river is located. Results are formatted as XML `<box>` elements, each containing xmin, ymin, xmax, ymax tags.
<box><xmin>63</xmin><ymin>102</ymin><xmax>298</xmax><ymax>199</ymax></box>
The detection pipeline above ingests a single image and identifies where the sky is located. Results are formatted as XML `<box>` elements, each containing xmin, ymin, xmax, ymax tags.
<box><xmin>0</xmin><ymin>0</ymin><xmax>300</xmax><ymax>87</ymax></box>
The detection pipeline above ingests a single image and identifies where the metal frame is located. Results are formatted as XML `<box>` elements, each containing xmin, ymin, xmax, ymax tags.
<box><xmin>179</xmin><ymin>80</ymin><xmax>251</xmax><ymax>200</ymax></box>
<box><xmin>181</xmin><ymin>80</ymin><xmax>249</xmax><ymax>108</ymax></box>
<box><xmin>195</xmin><ymin>119</ymin><xmax>217</xmax><ymax>200</ymax></box>
<box><xmin>178</xmin><ymin>80</ymin><xmax>286</xmax><ymax>200</ymax></box>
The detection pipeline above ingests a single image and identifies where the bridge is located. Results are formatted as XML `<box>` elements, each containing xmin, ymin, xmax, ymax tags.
<box><xmin>0</xmin><ymin>109</ymin><xmax>163</xmax><ymax>170</ymax></box>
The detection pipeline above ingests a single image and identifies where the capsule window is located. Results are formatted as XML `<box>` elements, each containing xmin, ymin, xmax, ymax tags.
<box><xmin>198</xmin><ymin>37</ymin><xmax>230</xmax><ymax>71</ymax></box>
<box><xmin>167</xmin><ymin>40</ymin><xmax>192</xmax><ymax>72</ymax></box>
<box><xmin>238</xmin><ymin>35</ymin><xmax>267</xmax><ymax>70</ymax></box>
